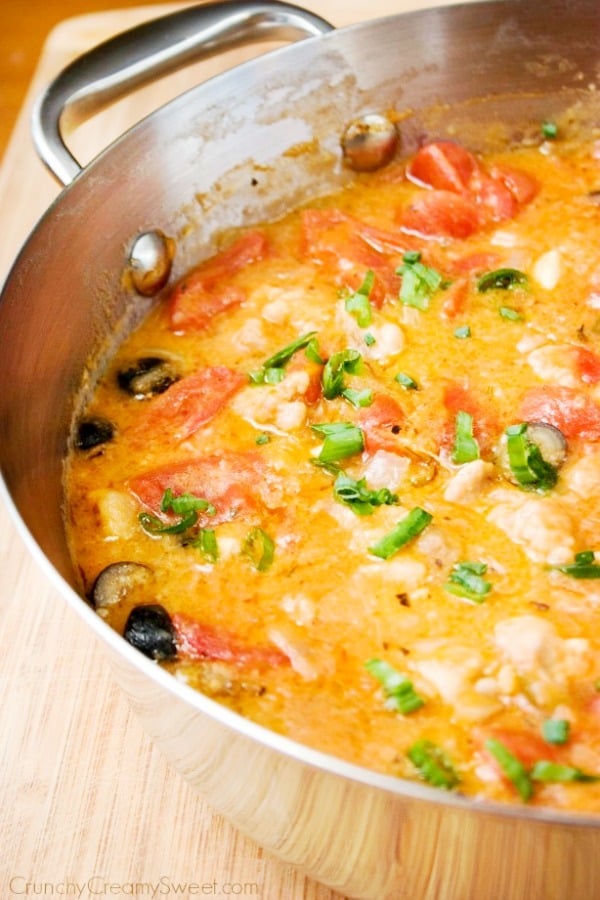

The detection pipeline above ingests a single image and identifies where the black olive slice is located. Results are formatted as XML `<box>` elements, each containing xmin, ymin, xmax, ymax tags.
<box><xmin>90</xmin><ymin>561</ymin><xmax>153</xmax><ymax>610</ymax></box>
<box><xmin>117</xmin><ymin>356</ymin><xmax>179</xmax><ymax>398</ymax></box>
<box><xmin>75</xmin><ymin>416</ymin><xmax>115</xmax><ymax>451</ymax></box>
<box><xmin>497</xmin><ymin>421</ymin><xmax>567</xmax><ymax>485</ymax></box>
<box><xmin>124</xmin><ymin>604</ymin><xmax>177</xmax><ymax>661</ymax></box>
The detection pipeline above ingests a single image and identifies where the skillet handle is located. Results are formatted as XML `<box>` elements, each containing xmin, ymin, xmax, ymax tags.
<box><xmin>31</xmin><ymin>0</ymin><xmax>334</xmax><ymax>186</ymax></box>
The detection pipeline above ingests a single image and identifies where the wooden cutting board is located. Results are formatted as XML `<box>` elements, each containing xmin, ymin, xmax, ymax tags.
<box><xmin>0</xmin><ymin>2</ymin><xmax>475</xmax><ymax>897</ymax></box>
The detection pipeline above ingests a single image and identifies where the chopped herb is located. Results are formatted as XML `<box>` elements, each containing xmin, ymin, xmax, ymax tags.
<box><xmin>477</xmin><ymin>268</ymin><xmax>528</xmax><ymax>292</ymax></box>
<box><xmin>249</xmin><ymin>331</ymin><xmax>318</xmax><ymax>384</ymax></box>
<box><xmin>311</xmin><ymin>422</ymin><xmax>365</xmax><ymax>464</ymax></box>
<box><xmin>454</xmin><ymin>325</ymin><xmax>471</xmax><ymax>339</ymax></box>
<box><xmin>140</xmin><ymin>488</ymin><xmax>216</xmax><ymax>536</ymax></box>
<box><xmin>505</xmin><ymin>423</ymin><xmax>558</xmax><ymax>491</ymax></box>
<box><xmin>444</xmin><ymin>561</ymin><xmax>492</xmax><ymax>603</ymax></box>
<box><xmin>305</xmin><ymin>336</ymin><xmax>325</xmax><ymax>365</ymax></box>
<box><xmin>484</xmin><ymin>738</ymin><xmax>533</xmax><ymax>801</ymax></box>
<box><xmin>531</xmin><ymin>761</ymin><xmax>598</xmax><ymax>783</ymax></box>
<box><xmin>542</xmin><ymin>719</ymin><xmax>570</xmax><ymax>745</ymax></box>
<box><xmin>322</xmin><ymin>348</ymin><xmax>362</xmax><ymax>400</ymax></box>
<box><xmin>397</xmin><ymin>251</ymin><xmax>444</xmax><ymax>311</ymax></box>
<box><xmin>341</xmin><ymin>387</ymin><xmax>373</xmax><ymax>409</ymax></box>
<box><xmin>368</xmin><ymin>507</ymin><xmax>432</xmax><ymax>560</ymax></box>
<box><xmin>364</xmin><ymin>332</ymin><xmax>377</xmax><ymax>346</ymax></box>
<box><xmin>451</xmin><ymin>410</ymin><xmax>480</xmax><ymax>464</ymax></box>
<box><xmin>541</xmin><ymin>120</ymin><xmax>558</xmax><ymax>140</ymax></box>
<box><xmin>499</xmin><ymin>306</ymin><xmax>524</xmax><ymax>322</ymax></box>
<box><xmin>242</xmin><ymin>527</ymin><xmax>275</xmax><ymax>572</ymax></box>
<box><xmin>552</xmin><ymin>550</ymin><xmax>600</xmax><ymax>579</ymax></box>
<box><xmin>395</xmin><ymin>372</ymin><xmax>419</xmax><ymax>390</ymax></box>
<box><xmin>345</xmin><ymin>270</ymin><xmax>375</xmax><ymax>327</ymax></box>
<box><xmin>255</xmin><ymin>433</ymin><xmax>271</xmax><ymax>445</ymax></box>
<box><xmin>139</xmin><ymin>510</ymin><xmax>198</xmax><ymax>536</ymax></box>
<box><xmin>365</xmin><ymin>658</ymin><xmax>425</xmax><ymax>714</ymax></box>
<box><xmin>192</xmin><ymin>528</ymin><xmax>219</xmax><ymax>563</ymax></box>
<box><xmin>334</xmin><ymin>472</ymin><xmax>398</xmax><ymax>516</ymax></box>
<box><xmin>408</xmin><ymin>739</ymin><xmax>460</xmax><ymax>790</ymax></box>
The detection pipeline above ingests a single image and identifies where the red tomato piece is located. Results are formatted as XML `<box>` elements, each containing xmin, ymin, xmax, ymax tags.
<box><xmin>128</xmin><ymin>451</ymin><xmax>268</xmax><ymax>524</ymax></box>
<box><xmin>574</xmin><ymin>346</ymin><xmax>600</xmax><ymax>385</ymax></box>
<box><xmin>358</xmin><ymin>394</ymin><xmax>405</xmax><ymax>454</ymax></box>
<box><xmin>440</xmin><ymin>276</ymin><xmax>470</xmax><ymax>320</ymax></box>
<box><xmin>441</xmin><ymin>381</ymin><xmax>499</xmax><ymax>453</ymax></box>
<box><xmin>489</xmin><ymin>163</ymin><xmax>539</xmax><ymax>205</ymax></box>
<box><xmin>401</xmin><ymin>190</ymin><xmax>480</xmax><ymax>240</ymax></box>
<box><xmin>128</xmin><ymin>366</ymin><xmax>245</xmax><ymax>444</ymax></box>
<box><xmin>471</xmin><ymin>172</ymin><xmax>519</xmax><ymax>223</ymax></box>
<box><xmin>169</xmin><ymin>231</ymin><xmax>268</xmax><ymax>331</ymax></box>
<box><xmin>174</xmin><ymin>613</ymin><xmax>290</xmax><ymax>669</ymax></box>
<box><xmin>520</xmin><ymin>385</ymin><xmax>600</xmax><ymax>440</ymax></box>
<box><xmin>480</xmin><ymin>728</ymin><xmax>559</xmax><ymax>771</ymax></box>
<box><xmin>406</xmin><ymin>141</ymin><xmax>479</xmax><ymax>193</ymax></box>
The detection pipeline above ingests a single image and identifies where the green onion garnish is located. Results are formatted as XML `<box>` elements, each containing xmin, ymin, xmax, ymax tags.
<box><xmin>334</xmin><ymin>472</ymin><xmax>398</xmax><ymax>516</ymax></box>
<box><xmin>451</xmin><ymin>410</ymin><xmax>480</xmax><ymax>464</ymax></box>
<box><xmin>499</xmin><ymin>306</ymin><xmax>524</xmax><ymax>322</ymax></box>
<box><xmin>345</xmin><ymin>270</ymin><xmax>375</xmax><ymax>327</ymax></box>
<box><xmin>477</xmin><ymin>268</ymin><xmax>528</xmax><ymax>292</ymax></box>
<box><xmin>140</xmin><ymin>488</ymin><xmax>216</xmax><ymax>536</ymax></box>
<box><xmin>364</xmin><ymin>332</ymin><xmax>376</xmax><ymax>347</ymax></box>
<box><xmin>454</xmin><ymin>325</ymin><xmax>471</xmax><ymax>339</ymax></box>
<box><xmin>368</xmin><ymin>507</ymin><xmax>432</xmax><ymax>560</ymax></box>
<box><xmin>531</xmin><ymin>761</ymin><xmax>598</xmax><ymax>783</ymax></box>
<box><xmin>542</xmin><ymin>719</ymin><xmax>570</xmax><ymax>746</ymax></box>
<box><xmin>365</xmin><ymin>658</ymin><xmax>424</xmax><ymax>714</ymax></box>
<box><xmin>552</xmin><ymin>550</ymin><xmax>600</xmax><ymax>579</ymax></box>
<box><xmin>444</xmin><ymin>561</ymin><xmax>492</xmax><ymax>603</ymax></box>
<box><xmin>505</xmin><ymin>423</ymin><xmax>558</xmax><ymax>491</ymax></box>
<box><xmin>395</xmin><ymin>372</ymin><xmax>419</xmax><ymax>390</ymax></box>
<box><xmin>541</xmin><ymin>120</ymin><xmax>558</xmax><ymax>140</ymax></box>
<box><xmin>322</xmin><ymin>348</ymin><xmax>362</xmax><ymax>400</ymax></box>
<box><xmin>397</xmin><ymin>251</ymin><xmax>444</xmax><ymax>311</ymax></box>
<box><xmin>249</xmin><ymin>331</ymin><xmax>318</xmax><ymax>384</ymax></box>
<box><xmin>139</xmin><ymin>510</ymin><xmax>198</xmax><ymax>535</ymax></box>
<box><xmin>255</xmin><ymin>433</ymin><xmax>271</xmax><ymax>445</ymax></box>
<box><xmin>407</xmin><ymin>739</ymin><xmax>460</xmax><ymax>790</ymax></box>
<box><xmin>340</xmin><ymin>387</ymin><xmax>373</xmax><ymax>409</ymax></box>
<box><xmin>311</xmin><ymin>422</ymin><xmax>365</xmax><ymax>464</ymax></box>
<box><xmin>242</xmin><ymin>527</ymin><xmax>275</xmax><ymax>572</ymax></box>
<box><xmin>484</xmin><ymin>738</ymin><xmax>533</xmax><ymax>801</ymax></box>
<box><xmin>192</xmin><ymin>528</ymin><xmax>219</xmax><ymax>563</ymax></box>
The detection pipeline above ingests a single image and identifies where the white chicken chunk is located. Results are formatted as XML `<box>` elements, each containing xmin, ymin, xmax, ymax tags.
<box><xmin>487</xmin><ymin>488</ymin><xmax>575</xmax><ymax>564</ymax></box>
<box><xmin>525</xmin><ymin>343</ymin><xmax>578</xmax><ymax>388</ymax></box>
<box><xmin>443</xmin><ymin>459</ymin><xmax>495</xmax><ymax>505</ymax></box>
<box><xmin>231</xmin><ymin>371</ymin><xmax>309</xmax><ymax>433</ymax></box>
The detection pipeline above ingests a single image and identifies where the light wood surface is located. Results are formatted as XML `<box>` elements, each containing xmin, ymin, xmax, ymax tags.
<box><xmin>0</xmin><ymin>2</ymin><xmax>472</xmax><ymax>897</ymax></box>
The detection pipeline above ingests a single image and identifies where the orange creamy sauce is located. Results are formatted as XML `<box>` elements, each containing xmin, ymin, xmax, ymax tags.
<box><xmin>66</xmin><ymin>133</ymin><xmax>600</xmax><ymax>810</ymax></box>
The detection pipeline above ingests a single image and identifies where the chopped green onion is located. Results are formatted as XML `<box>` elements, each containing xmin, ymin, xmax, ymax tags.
<box><xmin>333</xmin><ymin>472</ymin><xmax>398</xmax><ymax>516</ymax></box>
<box><xmin>305</xmin><ymin>336</ymin><xmax>325</xmax><ymax>365</ymax></box>
<box><xmin>345</xmin><ymin>270</ymin><xmax>375</xmax><ymax>327</ymax></box>
<box><xmin>139</xmin><ymin>510</ymin><xmax>198</xmax><ymax>536</ymax></box>
<box><xmin>341</xmin><ymin>387</ymin><xmax>373</xmax><ymax>409</ymax></box>
<box><xmin>451</xmin><ymin>410</ymin><xmax>480</xmax><ymax>464</ymax></box>
<box><xmin>505</xmin><ymin>423</ymin><xmax>558</xmax><ymax>491</ymax></box>
<box><xmin>531</xmin><ymin>761</ymin><xmax>598</xmax><ymax>783</ymax></box>
<box><xmin>365</xmin><ymin>658</ymin><xmax>424</xmax><ymax>714</ymax></box>
<box><xmin>160</xmin><ymin>488</ymin><xmax>216</xmax><ymax>517</ymax></box>
<box><xmin>407</xmin><ymin>739</ymin><xmax>460</xmax><ymax>790</ymax></box>
<box><xmin>242</xmin><ymin>527</ymin><xmax>275</xmax><ymax>572</ymax></box>
<box><xmin>484</xmin><ymin>738</ymin><xmax>533</xmax><ymax>801</ymax></box>
<box><xmin>454</xmin><ymin>325</ymin><xmax>471</xmax><ymax>339</ymax></box>
<box><xmin>477</xmin><ymin>268</ymin><xmax>528</xmax><ymax>292</ymax></box>
<box><xmin>249</xmin><ymin>331</ymin><xmax>318</xmax><ymax>384</ymax></box>
<box><xmin>444</xmin><ymin>561</ymin><xmax>492</xmax><ymax>603</ymax></box>
<box><xmin>395</xmin><ymin>372</ymin><xmax>419</xmax><ymax>390</ymax></box>
<box><xmin>541</xmin><ymin>120</ymin><xmax>558</xmax><ymax>140</ymax></box>
<box><xmin>311</xmin><ymin>422</ymin><xmax>365</xmax><ymax>464</ymax></box>
<box><xmin>552</xmin><ymin>550</ymin><xmax>600</xmax><ymax>579</ymax></box>
<box><xmin>368</xmin><ymin>507</ymin><xmax>432</xmax><ymax>560</ymax></box>
<box><xmin>542</xmin><ymin>719</ymin><xmax>570</xmax><ymax>746</ymax></box>
<box><xmin>499</xmin><ymin>306</ymin><xmax>524</xmax><ymax>322</ymax></box>
<box><xmin>397</xmin><ymin>251</ymin><xmax>444</xmax><ymax>311</ymax></box>
<box><xmin>364</xmin><ymin>332</ymin><xmax>376</xmax><ymax>346</ymax></box>
<box><xmin>192</xmin><ymin>528</ymin><xmax>219</xmax><ymax>563</ymax></box>
<box><xmin>255</xmin><ymin>433</ymin><xmax>271</xmax><ymax>445</ymax></box>
<box><xmin>322</xmin><ymin>348</ymin><xmax>362</xmax><ymax>399</ymax></box>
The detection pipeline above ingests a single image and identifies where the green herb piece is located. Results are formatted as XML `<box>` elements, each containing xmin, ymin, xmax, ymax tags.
<box><xmin>364</xmin><ymin>332</ymin><xmax>376</xmax><ymax>347</ymax></box>
<box><xmin>345</xmin><ymin>270</ymin><xmax>375</xmax><ymax>327</ymax></box>
<box><xmin>477</xmin><ymin>268</ymin><xmax>529</xmax><ymax>292</ymax></box>
<box><xmin>451</xmin><ymin>410</ymin><xmax>480</xmax><ymax>464</ymax></box>
<box><xmin>454</xmin><ymin>325</ymin><xmax>471</xmax><ymax>339</ymax></box>
<box><xmin>192</xmin><ymin>528</ymin><xmax>219</xmax><ymax>563</ymax></box>
<box><xmin>552</xmin><ymin>550</ymin><xmax>600</xmax><ymax>579</ymax></box>
<box><xmin>484</xmin><ymin>738</ymin><xmax>533</xmax><ymax>801</ymax></box>
<box><xmin>444</xmin><ymin>561</ymin><xmax>492</xmax><ymax>603</ymax></box>
<box><xmin>368</xmin><ymin>507</ymin><xmax>432</xmax><ymax>560</ymax></box>
<box><xmin>333</xmin><ymin>472</ymin><xmax>398</xmax><ymax>516</ymax></box>
<box><xmin>341</xmin><ymin>387</ymin><xmax>373</xmax><ymax>409</ymax></box>
<box><xmin>255</xmin><ymin>433</ymin><xmax>271</xmax><ymax>445</ymax></box>
<box><xmin>407</xmin><ymin>739</ymin><xmax>460</xmax><ymax>790</ymax></box>
<box><xmin>139</xmin><ymin>510</ymin><xmax>198</xmax><ymax>536</ymax></box>
<box><xmin>397</xmin><ymin>251</ymin><xmax>444</xmax><ymax>311</ymax></box>
<box><xmin>304</xmin><ymin>336</ymin><xmax>324</xmax><ymax>364</ymax></box>
<box><xmin>311</xmin><ymin>422</ymin><xmax>365</xmax><ymax>464</ymax></box>
<box><xmin>249</xmin><ymin>331</ymin><xmax>318</xmax><ymax>384</ymax></box>
<box><xmin>322</xmin><ymin>348</ymin><xmax>363</xmax><ymax>400</ymax></box>
<box><xmin>242</xmin><ymin>527</ymin><xmax>275</xmax><ymax>572</ymax></box>
<box><xmin>541</xmin><ymin>120</ymin><xmax>558</xmax><ymax>140</ymax></box>
<box><xmin>542</xmin><ymin>719</ymin><xmax>570</xmax><ymax>746</ymax></box>
<box><xmin>531</xmin><ymin>761</ymin><xmax>598</xmax><ymax>783</ymax></box>
<box><xmin>395</xmin><ymin>372</ymin><xmax>419</xmax><ymax>390</ymax></box>
<box><xmin>505</xmin><ymin>423</ymin><xmax>558</xmax><ymax>491</ymax></box>
<box><xmin>365</xmin><ymin>658</ymin><xmax>425</xmax><ymax>714</ymax></box>
<box><xmin>499</xmin><ymin>306</ymin><xmax>524</xmax><ymax>322</ymax></box>
<box><xmin>140</xmin><ymin>488</ymin><xmax>216</xmax><ymax>536</ymax></box>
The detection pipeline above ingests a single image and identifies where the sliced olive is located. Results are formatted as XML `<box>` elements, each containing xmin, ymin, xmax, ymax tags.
<box><xmin>117</xmin><ymin>356</ymin><xmax>179</xmax><ymax>398</ymax></box>
<box><xmin>90</xmin><ymin>561</ymin><xmax>153</xmax><ymax>610</ymax></box>
<box><xmin>75</xmin><ymin>416</ymin><xmax>114</xmax><ymax>450</ymax></box>
<box><xmin>498</xmin><ymin>421</ymin><xmax>567</xmax><ymax>485</ymax></box>
<box><xmin>124</xmin><ymin>604</ymin><xmax>177</xmax><ymax>661</ymax></box>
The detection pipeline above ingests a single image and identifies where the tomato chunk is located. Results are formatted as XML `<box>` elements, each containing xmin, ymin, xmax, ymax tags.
<box><xmin>174</xmin><ymin>613</ymin><xmax>290</xmax><ymax>668</ymax></box>
<box><xmin>406</xmin><ymin>141</ymin><xmax>479</xmax><ymax>193</ymax></box>
<box><xmin>401</xmin><ymin>191</ymin><xmax>480</xmax><ymax>240</ymax></box>
<box><xmin>441</xmin><ymin>381</ymin><xmax>500</xmax><ymax>453</ymax></box>
<box><xmin>574</xmin><ymin>346</ymin><xmax>600</xmax><ymax>385</ymax></box>
<box><xmin>520</xmin><ymin>385</ymin><xmax>600</xmax><ymax>440</ymax></box>
<box><xmin>358</xmin><ymin>394</ymin><xmax>406</xmax><ymax>454</ymax></box>
<box><xmin>169</xmin><ymin>231</ymin><xmax>268</xmax><ymax>331</ymax></box>
<box><xmin>128</xmin><ymin>366</ymin><xmax>245</xmax><ymax>443</ymax></box>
